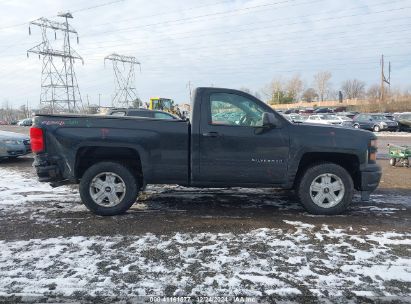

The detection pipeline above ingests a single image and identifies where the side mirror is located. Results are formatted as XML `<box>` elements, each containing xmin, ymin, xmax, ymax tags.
<box><xmin>262</xmin><ymin>112</ymin><xmax>278</xmax><ymax>128</ymax></box>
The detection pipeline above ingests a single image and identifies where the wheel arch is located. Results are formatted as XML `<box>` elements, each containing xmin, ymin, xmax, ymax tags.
<box><xmin>294</xmin><ymin>152</ymin><xmax>361</xmax><ymax>190</ymax></box>
<box><xmin>74</xmin><ymin>145</ymin><xmax>145</xmax><ymax>188</ymax></box>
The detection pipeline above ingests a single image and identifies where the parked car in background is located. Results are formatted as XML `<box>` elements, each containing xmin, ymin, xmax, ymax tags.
<box><xmin>17</xmin><ymin>118</ymin><xmax>33</xmax><ymax>126</ymax></box>
<box><xmin>314</xmin><ymin>107</ymin><xmax>333</xmax><ymax>113</ymax></box>
<box><xmin>284</xmin><ymin>109</ymin><xmax>300</xmax><ymax>114</ymax></box>
<box><xmin>352</xmin><ymin>114</ymin><xmax>398</xmax><ymax>132</ymax></box>
<box><xmin>299</xmin><ymin>108</ymin><xmax>315</xmax><ymax>115</ymax></box>
<box><xmin>394</xmin><ymin>113</ymin><xmax>411</xmax><ymax>132</ymax></box>
<box><xmin>332</xmin><ymin>106</ymin><xmax>347</xmax><ymax>113</ymax></box>
<box><xmin>0</xmin><ymin>130</ymin><xmax>31</xmax><ymax>159</ymax></box>
<box><xmin>284</xmin><ymin>114</ymin><xmax>306</xmax><ymax>123</ymax></box>
<box><xmin>333</xmin><ymin>115</ymin><xmax>352</xmax><ymax>124</ymax></box>
<box><xmin>336</xmin><ymin>112</ymin><xmax>358</xmax><ymax>119</ymax></box>
<box><xmin>107</xmin><ymin>108</ymin><xmax>179</xmax><ymax>120</ymax></box>
<box><xmin>0</xmin><ymin>120</ymin><xmax>7</xmax><ymax>125</ymax></box>
<box><xmin>306</xmin><ymin>114</ymin><xmax>342</xmax><ymax>125</ymax></box>
<box><xmin>381</xmin><ymin>113</ymin><xmax>395</xmax><ymax>121</ymax></box>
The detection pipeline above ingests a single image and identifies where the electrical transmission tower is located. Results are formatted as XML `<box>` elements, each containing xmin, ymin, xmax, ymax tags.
<box><xmin>27</xmin><ymin>12</ymin><xmax>83</xmax><ymax>113</ymax></box>
<box><xmin>104</xmin><ymin>53</ymin><xmax>141</xmax><ymax>108</ymax></box>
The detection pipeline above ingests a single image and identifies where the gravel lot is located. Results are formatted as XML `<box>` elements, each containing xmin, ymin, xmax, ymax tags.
<box><xmin>0</xmin><ymin>125</ymin><xmax>410</xmax><ymax>302</ymax></box>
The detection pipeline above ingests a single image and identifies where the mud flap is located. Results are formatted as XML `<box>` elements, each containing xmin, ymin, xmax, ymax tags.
<box><xmin>360</xmin><ymin>191</ymin><xmax>371</xmax><ymax>201</ymax></box>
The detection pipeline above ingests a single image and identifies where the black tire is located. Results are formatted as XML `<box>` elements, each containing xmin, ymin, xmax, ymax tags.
<box><xmin>373</xmin><ymin>125</ymin><xmax>381</xmax><ymax>132</ymax></box>
<box><xmin>353</xmin><ymin>124</ymin><xmax>360</xmax><ymax>129</ymax></box>
<box><xmin>389</xmin><ymin>158</ymin><xmax>396</xmax><ymax>166</ymax></box>
<box><xmin>79</xmin><ymin>161</ymin><xmax>139</xmax><ymax>216</ymax></box>
<box><xmin>297</xmin><ymin>162</ymin><xmax>354</xmax><ymax>215</ymax></box>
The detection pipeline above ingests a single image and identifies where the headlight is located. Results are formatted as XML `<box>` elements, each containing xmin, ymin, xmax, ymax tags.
<box><xmin>380</xmin><ymin>122</ymin><xmax>387</xmax><ymax>127</ymax></box>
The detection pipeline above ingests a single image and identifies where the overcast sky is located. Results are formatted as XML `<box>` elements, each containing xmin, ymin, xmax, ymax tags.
<box><xmin>0</xmin><ymin>0</ymin><xmax>410</xmax><ymax>108</ymax></box>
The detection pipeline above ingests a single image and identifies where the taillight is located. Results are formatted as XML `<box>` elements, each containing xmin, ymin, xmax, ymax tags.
<box><xmin>30</xmin><ymin>127</ymin><xmax>44</xmax><ymax>153</ymax></box>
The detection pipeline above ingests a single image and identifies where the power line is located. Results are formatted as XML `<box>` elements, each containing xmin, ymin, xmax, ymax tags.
<box><xmin>78</xmin><ymin>23</ymin><xmax>411</xmax><ymax>60</ymax></box>
<box><xmin>81</xmin><ymin>0</ymin><xmax>318</xmax><ymax>37</ymax></box>
<box><xmin>75</xmin><ymin>4</ymin><xmax>411</xmax><ymax>57</ymax></box>
<box><xmin>72</xmin><ymin>0</ymin><xmax>125</xmax><ymax>13</ymax></box>
<box><xmin>0</xmin><ymin>0</ymin><xmax>126</xmax><ymax>31</ymax></box>
<box><xmin>81</xmin><ymin>0</ymin><xmax>409</xmax><ymax>38</ymax></box>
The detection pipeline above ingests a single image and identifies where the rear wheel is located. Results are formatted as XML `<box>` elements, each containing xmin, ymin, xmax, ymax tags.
<box><xmin>79</xmin><ymin>161</ymin><xmax>139</xmax><ymax>216</ymax></box>
<box><xmin>297</xmin><ymin>162</ymin><xmax>353</xmax><ymax>215</ymax></box>
<box><xmin>353</xmin><ymin>124</ymin><xmax>360</xmax><ymax>129</ymax></box>
<box><xmin>389</xmin><ymin>158</ymin><xmax>396</xmax><ymax>166</ymax></box>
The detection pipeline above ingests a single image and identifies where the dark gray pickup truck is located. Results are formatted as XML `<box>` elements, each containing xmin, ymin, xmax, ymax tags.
<box><xmin>30</xmin><ymin>87</ymin><xmax>381</xmax><ymax>215</ymax></box>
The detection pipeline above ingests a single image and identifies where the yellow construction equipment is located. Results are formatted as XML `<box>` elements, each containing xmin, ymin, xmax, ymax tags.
<box><xmin>149</xmin><ymin>97</ymin><xmax>181</xmax><ymax>117</ymax></box>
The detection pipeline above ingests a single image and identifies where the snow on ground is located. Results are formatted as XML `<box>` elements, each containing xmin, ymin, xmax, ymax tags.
<box><xmin>0</xmin><ymin>222</ymin><xmax>409</xmax><ymax>299</ymax></box>
<box><xmin>0</xmin><ymin>167</ymin><xmax>408</xmax><ymax>219</ymax></box>
<box><xmin>0</xmin><ymin>168</ymin><xmax>410</xmax><ymax>300</ymax></box>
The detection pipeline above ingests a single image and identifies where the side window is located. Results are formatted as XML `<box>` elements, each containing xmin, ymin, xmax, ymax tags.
<box><xmin>154</xmin><ymin>112</ymin><xmax>174</xmax><ymax>119</ymax></box>
<box><xmin>210</xmin><ymin>93</ymin><xmax>265</xmax><ymax>127</ymax></box>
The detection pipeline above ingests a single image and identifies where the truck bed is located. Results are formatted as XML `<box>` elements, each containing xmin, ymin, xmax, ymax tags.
<box><xmin>33</xmin><ymin>114</ymin><xmax>190</xmax><ymax>185</ymax></box>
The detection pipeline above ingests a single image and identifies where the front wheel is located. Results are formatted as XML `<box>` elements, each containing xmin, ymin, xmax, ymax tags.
<box><xmin>79</xmin><ymin>161</ymin><xmax>139</xmax><ymax>216</ymax></box>
<box><xmin>373</xmin><ymin>125</ymin><xmax>381</xmax><ymax>132</ymax></box>
<box><xmin>297</xmin><ymin>162</ymin><xmax>354</xmax><ymax>215</ymax></box>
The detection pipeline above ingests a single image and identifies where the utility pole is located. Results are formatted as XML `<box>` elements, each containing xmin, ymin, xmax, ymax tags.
<box><xmin>27</xmin><ymin>12</ymin><xmax>83</xmax><ymax>113</ymax></box>
<box><xmin>186</xmin><ymin>81</ymin><xmax>193</xmax><ymax>102</ymax></box>
<box><xmin>380</xmin><ymin>54</ymin><xmax>391</xmax><ymax>101</ymax></box>
<box><xmin>98</xmin><ymin>93</ymin><xmax>101</xmax><ymax>107</ymax></box>
<box><xmin>104</xmin><ymin>53</ymin><xmax>141</xmax><ymax>108</ymax></box>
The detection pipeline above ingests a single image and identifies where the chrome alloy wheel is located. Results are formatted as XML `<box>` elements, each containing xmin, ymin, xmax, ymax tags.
<box><xmin>89</xmin><ymin>172</ymin><xmax>126</xmax><ymax>207</ymax></box>
<box><xmin>309</xmin><ymin>173</ymin><xmax>345</xmax><ymax>208</ymax></box>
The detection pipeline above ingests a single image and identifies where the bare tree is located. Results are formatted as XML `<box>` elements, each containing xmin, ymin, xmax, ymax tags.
<box><xmin>341</xmin><ymin>79</ymin><xmax>366</xmax><ymax>99</ymax></box>
<box><xmin>302</xmin><ymin>88</ymin><xmax>318</xmax><ymax>102</ymax></box>
<box><xmin>286</xmin><ymin>74</ymin><xmax>303</xmax><ymax>102</ymax></box>
<box><xmin>313</xmin><ymin>71</ymin><xmax>332</xmax><ymax>101</ymax></box>
<box><xmin>366</xmin><ymin>84</ymin><xmax>381</xmax><ymax>100</ymax></box>
<box><xmin>261</xmin><ymin>78</ymin><xmax>284</xmax><ymax>104</ymax></box>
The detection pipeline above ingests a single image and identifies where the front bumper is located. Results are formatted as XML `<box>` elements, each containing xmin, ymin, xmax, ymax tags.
<box><xmin>360</xmin><ymin>163</ymin><xmax>382</xmax><ymax>190</ymax></box>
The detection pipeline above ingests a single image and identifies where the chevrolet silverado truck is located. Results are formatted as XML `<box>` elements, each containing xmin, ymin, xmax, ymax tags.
<box><xmin>30</xmin><ymin>87</ymin><xmax>381</xmax><ymax>215</ymax></box>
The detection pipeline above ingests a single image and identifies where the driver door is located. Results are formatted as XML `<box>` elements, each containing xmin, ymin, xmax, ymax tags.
<box><xmin>198</xmin><ymin>91</ymin><xmax>289</xmax><ymax>185</ymax></box>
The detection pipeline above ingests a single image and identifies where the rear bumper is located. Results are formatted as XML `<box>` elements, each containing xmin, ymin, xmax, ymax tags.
<box><xmin>33</xmin><ymin>154</ymin><xmax>63</xmax><ymax>182</ymax></box>
<box><xmin>360</xmin><ymin>163</ymin><xmax>382</xmax><ymax>192</ymax></box>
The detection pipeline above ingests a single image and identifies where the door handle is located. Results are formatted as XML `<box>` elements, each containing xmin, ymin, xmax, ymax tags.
<box><xmin>202</xmin><ymin>132</ymin><xmax>220</xmax><ymax>137</ymax></box>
